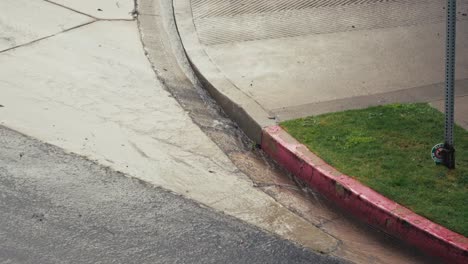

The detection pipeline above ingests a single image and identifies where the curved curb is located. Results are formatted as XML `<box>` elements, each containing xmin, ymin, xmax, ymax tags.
<box><xmin>261</xmin><ymin>125</ymin><xmax>468</xmax><ymax>264</ymax></box>
<box><xmin>172</xmin><ymin>0</ymin><xmax>275</xmax><ymax>143</ymax></box>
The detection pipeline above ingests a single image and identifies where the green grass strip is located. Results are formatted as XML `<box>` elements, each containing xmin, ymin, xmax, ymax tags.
<box><xmin>281</xmin><ymin>103</ymin><xmax>468</xmax><ymax>236</ymax></box>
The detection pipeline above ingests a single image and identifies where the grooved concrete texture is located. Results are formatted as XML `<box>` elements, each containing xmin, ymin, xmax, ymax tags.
<box><xmin>193</xmin><ymin>0</ymin><xmax>462</xmax><ymax>45</ymax></box>
<box><xmin>176</xmin><ymin>0</ymin><xmax>468</xmax><ymax>126</ymax></box>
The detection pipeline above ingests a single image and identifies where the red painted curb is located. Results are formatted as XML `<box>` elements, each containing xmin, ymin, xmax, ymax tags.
<box><xmin>261</xmin><ymin>125</ymin><xmax>468</xmax><ymax>264</ymax></box>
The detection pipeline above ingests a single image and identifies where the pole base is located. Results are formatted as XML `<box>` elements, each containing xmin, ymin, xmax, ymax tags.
<box><xmin>442</xmin><ymin>144</ymin><xmax>456</xmax><ymax>169</ymax></box>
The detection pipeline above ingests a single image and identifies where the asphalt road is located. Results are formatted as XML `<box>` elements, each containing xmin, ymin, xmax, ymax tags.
<box><xmin>0</xmin><ymin>126</ymin><xmax>344</xmax><ymax>264</ymax></box>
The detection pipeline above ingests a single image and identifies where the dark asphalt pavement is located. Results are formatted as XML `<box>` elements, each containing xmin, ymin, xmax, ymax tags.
<box><xmin>0</xmin><ymin>126</ymin><xmax>344</xmax><ymax>264</ymax></box>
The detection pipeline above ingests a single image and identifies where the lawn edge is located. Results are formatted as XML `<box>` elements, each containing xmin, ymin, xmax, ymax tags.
<box><xmin>262</xmin><ymin>125</ymin><xmax>468</xmax><ymax>264</ymax></box>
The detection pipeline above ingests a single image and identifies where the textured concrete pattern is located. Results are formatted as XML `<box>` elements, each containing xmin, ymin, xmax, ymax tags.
<box><xmin>0</xmin><ymin>0</ymin><xmax>93</xmax><ymax>51</ymax></box>
<box><xmin>192</xmin><ymin>0</ymin><xmax>399</xmax><ymax>18</ymax></box>
<box><xmin>0</xmin><ymin>126</ymin><xmax>343</xmax><ymax>264</ymax></box>
<box><xmin>193</xmin><ymin>0</ymin><xmax>468</xmax><ymax>45</ymax></box>
<box><xmin>0</xmin><ymin>2</ymin><xmax>337</xmax><ymax>254</ymax></box>
<box><xmin>182</xmin><ymin>0</ymin><xmax>468</xmax><ymax>121</ymax></box>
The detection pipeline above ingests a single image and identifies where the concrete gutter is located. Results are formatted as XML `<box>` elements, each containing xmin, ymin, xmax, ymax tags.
<box><xmin>172</xmin><ymin>0</ymin><xmax>275</xmax><ymax>143</ymax></box>
<box><xmin>171</xmin><ymin>0</ymin><xmax>468</xmax><ymax>262</ymax></box>
<box><xmin>261</xmin><ymin>125</ymin><xmax>468</xmax><ymax>264</ymax></box>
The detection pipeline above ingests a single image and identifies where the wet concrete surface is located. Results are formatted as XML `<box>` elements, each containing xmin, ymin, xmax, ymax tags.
<box><xmin>0</xmin><ymin>126</ymin><xmax>344</xmax><ymax>264</ymax></box>
<box><xmin>0</xmin><ymin>0</ymin><xmax>443</xmax><ymax>262</ymax></box>
<box><xmin>0</xmin><ymin>0</ymin><xmax>335</xmax><ymax>258</ymax></box>
<box><xmin>141</xmin><ymin>0</ymin><xmax>439</xmax><ymax>263</ymax></box>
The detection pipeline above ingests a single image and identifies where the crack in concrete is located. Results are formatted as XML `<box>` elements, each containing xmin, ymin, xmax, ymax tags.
<box><xmin>0</xmin><ymin>20</ymin><xmax>97</xmax><ymax>54</ymax></box>
<box><xmin>168</xmin><ymin>154</ymin><xmax>195</xmax><ymax>168</ymax></box>
<box><xmin>43</xmin><ymin>0</ymin><xmax>96</xmax><ymax>19</ymax></box>
<box><xmin>128</xmin><ymin>140</ymin><xmax>150</xmax><ymax>158</ymax></box>
<box><xmin>43</xmin><ymin>0</ymin><xmax>137</xmax><ymax>21</ymax></box>
<box><xmin>0</xmin><ymin>0</ymin><xmax>137</xmax><ymax>54</ymax></box>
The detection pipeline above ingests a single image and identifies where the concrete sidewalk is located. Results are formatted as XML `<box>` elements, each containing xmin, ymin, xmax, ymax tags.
<box><xmin>0</xmin><ymin>0</ymin><xmax>451</xmax><ymax>263</ymax></box>
<box><xmin>175</xmin><ymin>0</ymin><xmax>468</xmax><ymax>142</ymax></box>
<box><xmin>173</xmin><ymin>0</ymin><xmax>468</xmax><ymax>262</ymax></box>
<box><xmin>0</xmin><ymin>0</ymin><xmax>339</xmax><ymax>259</ymax></box>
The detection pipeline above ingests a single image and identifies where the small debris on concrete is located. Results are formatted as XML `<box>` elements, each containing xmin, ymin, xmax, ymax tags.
<box><xmin>0</xmin><ymin>105</ymin><xmax>4</xmax><ymax>107</ymax></box>
<box><xmin>32</xmin><ymin>213</ymin><xmax>45</xmax><ymax>222</ymax></box>
<box><xmin>97</xmin><ymin>8</ymin><xmax>103</xmax><ymax>11</ymax></box>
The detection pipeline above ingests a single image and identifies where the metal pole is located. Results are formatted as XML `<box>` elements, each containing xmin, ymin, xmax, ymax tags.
<box><xmin>444</xmin><ymin>0</ymin><xmax>456</xmax><ymax>169</ymax></box>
